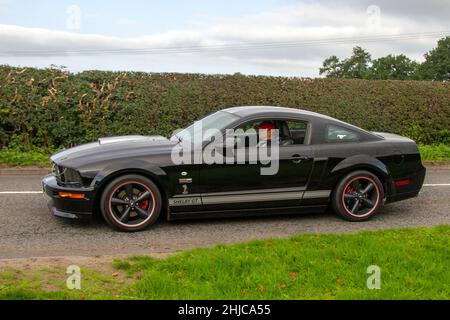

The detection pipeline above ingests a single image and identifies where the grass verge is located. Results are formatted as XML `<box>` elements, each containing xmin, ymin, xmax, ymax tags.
<box><xmin>0</xmin><ymin>226</ymin><xmax>449</xmax><ymax>300</ymax></box>
<box><xmin>418</xmin><ymin>144</ymin><xmax>450</xmax><ymax>162</ymax></box>
<box><xmin>0</xmin><ymin>149</ymin><xmax>50</xmax><ymax>166</ymax></box>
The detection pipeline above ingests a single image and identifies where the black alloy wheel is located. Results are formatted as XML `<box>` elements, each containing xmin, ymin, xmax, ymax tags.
<box><xmin>100</xmin><ymin>174</ymin><xmax>162</xmax><ymax>231</ymax></box>
<box><xmin>332</xmin><ymin>170</ymin><xmax>384</xmax><ymax>221</ymax></box>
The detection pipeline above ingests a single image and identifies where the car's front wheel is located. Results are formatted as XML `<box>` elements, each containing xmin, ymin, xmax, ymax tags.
<box><xmin>100</xmin><ymin>174</ymin><xmax>162</xmax><ymax>231</ymax></box>
<box><xmin>331</xmin><ymin>170</ymin><xmax>384</xmax><ymax>221</ymax></box>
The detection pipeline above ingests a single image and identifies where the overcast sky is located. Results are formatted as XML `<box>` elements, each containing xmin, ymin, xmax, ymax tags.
<box><xmin>0</xmin><ymin>0</ymin><xmax>448</xmax><ymax>77</ymax></box>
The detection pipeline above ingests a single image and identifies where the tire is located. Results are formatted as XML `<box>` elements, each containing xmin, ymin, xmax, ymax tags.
<box><xmin>331</xmin><ymin>170</ymin><xmax>384</xmax><ymax>222</ymax></box>
<box><xmin>100</xmin><ymin>174</ymin><xmax>162</xmax><ymax>232</ymax></box>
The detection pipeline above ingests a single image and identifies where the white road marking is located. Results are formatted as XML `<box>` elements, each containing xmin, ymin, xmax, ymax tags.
<box><xmin>0</xmin><ymin>191</ymin><xmax>43</xmax><ymax>194</ymax></box>
<box><xmin>423</xmin><ymin>184</ymin><xmax>450</xmax><ymax>187</ymax></box>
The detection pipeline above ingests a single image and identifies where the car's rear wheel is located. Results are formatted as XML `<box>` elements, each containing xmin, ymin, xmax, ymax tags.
<box><xmin>100</xmin><ymin>174</ymin><xmax>161</xmax><ymax>232</ymax></box>
<box><xmin>331</xmin><ymin>170</ymin><xmax>384</xmax><ymax>221</ymax></box>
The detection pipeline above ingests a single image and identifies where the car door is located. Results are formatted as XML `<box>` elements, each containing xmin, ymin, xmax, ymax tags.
<box><xmin>197</xmin><ymin>118</ymin><xmax>314</xmax><ymax>211</ymax></box>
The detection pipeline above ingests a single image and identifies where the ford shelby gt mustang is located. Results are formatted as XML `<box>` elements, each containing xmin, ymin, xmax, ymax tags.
<box><xmin>42</xmin><ymin>106</ymin><xmax>426</xmax><ymax>231</ymax></box>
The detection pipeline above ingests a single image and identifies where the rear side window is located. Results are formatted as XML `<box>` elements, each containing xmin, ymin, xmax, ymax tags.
<box><xmin>326</xmin><ymin>125</ymin><xmax>360</xmax><ymax>142</ymax></box>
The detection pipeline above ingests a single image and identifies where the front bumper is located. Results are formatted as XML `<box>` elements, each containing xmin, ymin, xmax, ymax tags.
<box><xmin>42</xmin><ymin>174</ymin><xmax>95</xmax><ymax>219</ymax></box>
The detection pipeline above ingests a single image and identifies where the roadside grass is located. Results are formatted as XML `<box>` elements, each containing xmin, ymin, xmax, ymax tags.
<box><xmin>418</xmin><ymin>144</ymin><xmax>450</xmax><ymax>162</ymax></box>
<box><xmin>0</xmin><ymin>266</ymin><xmax>130</xmax><ymax>300</ymax></box>
<box><xmin>0</xmin><ymin>226</ymin><xmax>449</xmax><ymax>300</ymax></box>
<box><xmin>0</xmin><ymin>144</ymin><xmax>449</xmax><ymax>167</ymax></box>
<box><xmin>0</xmin><ymin>148</ymin><xmax>50</xmax><ymax>167</ymax></box>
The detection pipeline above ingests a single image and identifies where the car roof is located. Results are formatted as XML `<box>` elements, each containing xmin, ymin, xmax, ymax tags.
<box><xmin>221</xmin><ymin>105</ymin><xmax>379</xmax><ymax>138</ymax></box>
<box><xmin>223</xmin><ymin>105</ymin><xmax>335</xmax><ymax>120</ymax></box>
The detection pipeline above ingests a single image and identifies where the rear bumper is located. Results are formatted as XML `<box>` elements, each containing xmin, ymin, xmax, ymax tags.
<box><xmin>386</xmin><ymin>165</ymin><xmax>426</xmax><ymax>203</ymax></box>
<box><xmin>42</xmin><ymin>174</ymin><xmax>95</xmax><ymax>219</ymax></box>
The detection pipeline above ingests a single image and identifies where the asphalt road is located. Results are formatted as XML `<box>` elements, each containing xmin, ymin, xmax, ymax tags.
<box><xmin>0</xmin><ymin>170</ymin><xmax>449</xmax><ymax>259</ymax></box>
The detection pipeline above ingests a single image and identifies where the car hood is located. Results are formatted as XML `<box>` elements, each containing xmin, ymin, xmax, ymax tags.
<box><xmin>51</xmin><ymin>135</ymin><xmax>177</xmax><ymax>167</ymax></box>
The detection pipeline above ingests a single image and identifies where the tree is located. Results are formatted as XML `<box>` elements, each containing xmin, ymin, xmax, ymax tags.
<box><xmin>341</xmin><ymin>46</ymin><xmax>372</xmax><ymax>79</ymax></box>
<box><xmin>369</xmin><ymin>54</ymin><xmax>418</xmax><ymax>80</ymax></box>
<box><xmin>320</xmin><ymin>47</ymin><xmax>371</xmax><ymax>79</ymax></box>
<box><xmin>319</xmin><ymin>55</ymin><xmax>342</xmax><ymax>78</ymax></box>
<box><xmin>319</xmin><ymin>37</ymin><xmax>449</xmax><ymax>81</ymax></box>
<box><xmin>416</xmin><ymin>36</ymin><xmax>450</xmax><ymax>81</ymax></box>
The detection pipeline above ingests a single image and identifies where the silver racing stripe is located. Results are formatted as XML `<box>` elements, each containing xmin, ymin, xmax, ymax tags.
<box><xmin>202</xmin><ymin>191</ymin><xmax>304</xmax><ymax>205</ymax></box>
<box><xmin>168</xmin><ymin>188</ymin><xmax>331</xmax><ymax>206</ymax></box>
<box><xmin>302</xmin><ymin>190</ymin><xmax>331</xmax><ymax>199</ymax></box>
<box><xmin>201</xmin><ymin>186</ymin><xmax>306</xmax><ymax>196</ymax></box>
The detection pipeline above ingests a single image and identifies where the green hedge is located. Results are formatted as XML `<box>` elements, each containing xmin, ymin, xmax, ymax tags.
<box><xmin>1</xmin><ymin>65</ymin><xmax>449</xmax><ymax>149</ymax></box>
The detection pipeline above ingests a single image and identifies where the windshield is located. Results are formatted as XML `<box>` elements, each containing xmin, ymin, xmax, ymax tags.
<box><xmin>170</xmin><ymin>111</ymin><xmax>239</xmax><ymax>144</ymax></box>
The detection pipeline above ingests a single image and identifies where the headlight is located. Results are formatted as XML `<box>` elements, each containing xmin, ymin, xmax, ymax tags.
<box><xmin>64</xmin><ymin>168</ymin><xmax>82</xmax><ymax>184</ymax></box>
<box><xmin>52</xmin><ymin>163</ymin><xmax>82</xmax><ymax>185</ymax></box>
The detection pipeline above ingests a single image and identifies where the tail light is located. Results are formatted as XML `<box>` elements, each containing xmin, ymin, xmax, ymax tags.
<box><xmin>395</xmin><ymin>179</ymin><xmax>410</xmax><ymax>187</ymax></box>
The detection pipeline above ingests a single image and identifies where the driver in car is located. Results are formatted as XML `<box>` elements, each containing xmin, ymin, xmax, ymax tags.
<box><xmin>255</xmin><ymin>121</ymin><xmax>293</xmax><ymax>147</ymax></box>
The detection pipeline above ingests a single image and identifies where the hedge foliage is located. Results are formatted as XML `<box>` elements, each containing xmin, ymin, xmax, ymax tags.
<box><xmin>0</xmin><ymin>65</ymin><xmax>449</xmax><ymax>149</ymax></box>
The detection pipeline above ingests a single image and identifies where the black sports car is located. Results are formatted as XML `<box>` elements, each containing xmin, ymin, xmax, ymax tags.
<box><xmin>42</xmin><ymin>106</ymin><xmax>426</xmax><ymax>231</ymax></box>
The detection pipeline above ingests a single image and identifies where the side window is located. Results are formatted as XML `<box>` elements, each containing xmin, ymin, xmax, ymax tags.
<box><xmin>234</xmin><ymin>119</ymin><xmax>309</xmax><ymax>147</ymax></box>
<box><xmin>235</xmin><ymin>120</ymin><xmax>268</xmax><ymax>147</ymax></box>
<box><xmin>286</xmin><ymin>120</ymin><xmax>307</xmax><ymax>145</ymax></box>
<box><xmin>238</xmin><ymin>120</ymin><xmax>260</xmax><ymax>132</ymax></box>
<box><xmin>326</xmin><ymin>125</ymin><xmax>360</xmax><ymax>142</ymax></box>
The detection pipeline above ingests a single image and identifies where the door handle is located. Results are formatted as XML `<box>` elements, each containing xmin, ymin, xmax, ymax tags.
<box><xmin>290</xmin><ymin>154</ymin><xmax>309</xmax><ymax>164</ymax></box>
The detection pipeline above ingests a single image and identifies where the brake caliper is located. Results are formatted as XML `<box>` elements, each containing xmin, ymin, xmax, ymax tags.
<box><xmin>345</xmin><ymin>185</ymin><xmax>355</xmax><ymax>196</ymax></box>
<box><xmin>137</xmin><ymin>192</ymin><xmax>149</xmax><ymax>210</ymax></box>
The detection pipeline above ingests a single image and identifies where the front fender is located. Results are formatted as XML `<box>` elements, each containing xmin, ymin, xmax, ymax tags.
<box><xmin>91</xmin><ymin>159</ymin><xmax>169</xmax><ymax>190</ymax></box>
